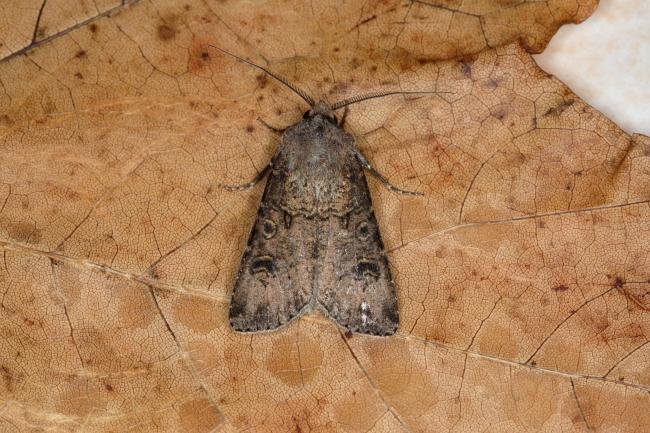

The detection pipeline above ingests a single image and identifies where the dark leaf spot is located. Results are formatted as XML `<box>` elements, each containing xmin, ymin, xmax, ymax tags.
<box><xmin>417</xmin><ymin>56</ymin><xmax>435</xmax><ymax>65</ymax></box>
<box><xmin>0</xmin><ymin>115</ymin><xmax>13</xmax><ymax>126</ymax></box>
<box><xmin>7</xmin><ymin>222</ymin><xmax>41</xmax><ymax>243</ymax></box>
<box><xmin>613</xmin><ymin>276</ymin><xmax>625</xmax><ymax>289</ymax></box>
<box><xmin>544</xmin><ymin>99</ymin><xmax>575</xmax><ymax>117</ymax></box>
<box><xmin>157</xmin><ymin>24</ymin><xmax>177</xmax><ymax>41</ymax></box>
<box><xmin>484</xmin><ymin>78</ymin><xmax>501</xmax><ymax>89</ymax></box>
<box><xmin>256</xmin><ymin>74</ymin><xmax>268</xmax><ymax>88</ymax></box>
<box><xmin>1</xmin><ymin>366</ymin><xmax>13</xmax><ymax>391</ymax></box>
<box><xmin>460</xmin><ymin>62</ymin><xmax>471</xmax><ymax>77</ymax></box>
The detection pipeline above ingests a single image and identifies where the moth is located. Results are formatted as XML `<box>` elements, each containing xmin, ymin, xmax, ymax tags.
<box><xmin>213</xmin><ymin>46</ymin><xmax>427</xmax><ymax>336</ymax></box>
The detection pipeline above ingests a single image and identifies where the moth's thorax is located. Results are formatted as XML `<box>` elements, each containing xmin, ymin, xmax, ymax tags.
<box><xmin>307</xmin><ymin>101</ymin><xmax>333</xmax><ymax>117</ymax></box>
<box><xmin>269</xmin><ymin>113</ymin><xmax>364</xmax><ymax>217</ymax></box>
<box><xmin>285</xmin><ymin>113</ymin><xmax>348</xmax><ymax>145</ymax></box>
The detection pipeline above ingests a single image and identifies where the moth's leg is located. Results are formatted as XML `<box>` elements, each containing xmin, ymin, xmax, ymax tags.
<box><xmin>338</xmin><ymin>106</ymin><xmax>349</xmax><ymax>128</ymax></box>
<box><xmin>354</xmin><ymin>151</ymin><xmax>423</xmax><ymax>196</ymax></box>
<box><xmin>257</xmin><ymin>117</ymin><xmax>286</xmax><ymax>134</ymax></box>
<box><xmin>219</xmin><ymin>164</ymin><xmax>271</xmax><ymax>191</ymax></box>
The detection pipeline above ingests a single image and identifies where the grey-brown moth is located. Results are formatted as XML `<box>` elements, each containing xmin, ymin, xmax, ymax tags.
<box><xmin>213</xmin><ymin>46</ymin><xmax>427</xmax><ymax>336</ymax></box>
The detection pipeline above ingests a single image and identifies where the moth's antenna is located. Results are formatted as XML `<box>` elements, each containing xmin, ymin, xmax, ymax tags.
<box><xmin>331</xmin><ymin>90</ymin><xmax>452</xmax><ymax>110</ymax></box>
<box><xmin>208</xmin><ymin>45</ymin><xmax>315</xmax><ymax>107</ymax></box>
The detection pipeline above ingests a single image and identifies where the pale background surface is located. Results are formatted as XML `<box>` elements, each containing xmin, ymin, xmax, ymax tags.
<box><xmin>534</xmin><ymin>0</ymin><xmax>649</xmax><ymax>135</ymax></box>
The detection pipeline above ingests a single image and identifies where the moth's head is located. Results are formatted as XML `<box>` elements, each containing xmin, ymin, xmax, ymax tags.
<box><xmin>303</xmin><ymin>101</ymin><xmax>338</xmax><ymax>125</ymax></box>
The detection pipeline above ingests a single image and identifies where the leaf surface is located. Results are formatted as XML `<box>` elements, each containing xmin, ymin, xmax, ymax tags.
<box><xmin>1</xmin><ymin>1</ymin><xmax>648</xmax><ymax>432</ymax></box>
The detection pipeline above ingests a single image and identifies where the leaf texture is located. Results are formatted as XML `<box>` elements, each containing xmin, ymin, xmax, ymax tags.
<box><xmin>1</xmin><ymin>1</ymin><xmax>649</xmax><ymax>432</ymax></box>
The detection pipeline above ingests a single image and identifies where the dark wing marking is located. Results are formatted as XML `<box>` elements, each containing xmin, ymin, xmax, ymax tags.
<box><xmin>316</xmin><ymin>172</ymin><xmax>399</xmax><ymax>336</ymax></box>
<box><xmin>229</xmin><ymin>171</ymin><xmax>324</xmax><ymax>332</ymax></box>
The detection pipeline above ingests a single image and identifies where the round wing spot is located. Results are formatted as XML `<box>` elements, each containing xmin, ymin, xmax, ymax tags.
<box><xmin>356</xmin><ymin>221</ymin><xmax>370</xmax><ymax>240</ymax></box>
<box><xmin>262</xmin><ymin>219</ymin><xmax>277</xmax><ymax>239</ymax></box>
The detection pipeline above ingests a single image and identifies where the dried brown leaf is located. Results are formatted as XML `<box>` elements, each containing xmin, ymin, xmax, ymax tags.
<box><xmin>1</xmin><ymin>1</ymin><xmax>649</xmax><ymax>432</ymax></box>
